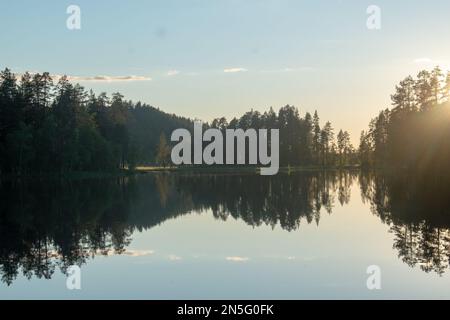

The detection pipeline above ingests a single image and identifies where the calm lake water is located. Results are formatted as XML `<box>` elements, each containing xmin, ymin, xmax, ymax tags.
<box><xmin>1</xmin><ymin>171</ymin><xmax>450</xmax><ymax>299</ymax></box>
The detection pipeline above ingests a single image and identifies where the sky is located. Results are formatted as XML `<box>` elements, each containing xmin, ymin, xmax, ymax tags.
<box><xmin>1</xmin><ymin>0</ymin><xmax>450</xmax><ymax>143</ymax></box>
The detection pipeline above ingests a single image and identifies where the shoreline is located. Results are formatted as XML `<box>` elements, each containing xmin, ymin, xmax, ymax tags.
<box><xmin>0</xmin><ymin>165</ymin><xmax>363</xmax><ymax>180</ymax></box>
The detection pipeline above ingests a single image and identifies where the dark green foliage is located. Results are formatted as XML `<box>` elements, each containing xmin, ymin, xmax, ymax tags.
<box><xmin>209</xmin><ymin>106</ymin><xmax>355</xmax><ymax>167</ymax></box>
<box><xmin>0</xmin><ymin>68</ymin><xmax>356</xmax><ymax>174</ymax></box>
<box><xmin>0</xmin><ymin>68</ymin><xmax>193</xmax><ymax>175</ymax></box>
<box><xmin>361</xmin><ymin>66</ymin><xmax>450</xmax><ymax>179</ymax></box>
<box><xmin>127</xmin><ymin>101</ymin><xmax>192</xmax><ymax>164</ymax></box>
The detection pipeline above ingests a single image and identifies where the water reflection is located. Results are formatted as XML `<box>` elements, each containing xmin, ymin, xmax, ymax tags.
<box><xmin>0</xmin><ymin>171</ymin><xmax>450</xmax><ymax>285</ymax></box>
<box><xmin>360</xmin><ymin>172</ymin><xmax>450</xmax><ymax>275</ymax></box>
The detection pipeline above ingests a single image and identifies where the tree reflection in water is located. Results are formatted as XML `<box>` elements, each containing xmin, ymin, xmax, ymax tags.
<box><xmin>1</xmin><ymin>170</ymin><xmax>449</xmax><ymax>285</ymax></box>
<box><xmin>360</xmin><ymin>171</ymin><xmax>450</xmax><ymax>275</ymax></box>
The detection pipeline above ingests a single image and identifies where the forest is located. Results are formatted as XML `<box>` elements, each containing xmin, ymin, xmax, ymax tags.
<box><xmin>0</xmin><ymin>66</ymin><xmax>449</xmax><ymax>175</ymax></box>
<box><xmin>0</xmin><ymin>68</ymin><xmax>192</xmax><ymax>174</ymax></box>
<box><xmin>360</xmin><ymin>66</ymin><xmax>450</xmax><ymax>179</ymax></box>
<box><xmin>0</xmin><ymin>68</ymin><xmax>355</xmax><ymax>175</ymax></box>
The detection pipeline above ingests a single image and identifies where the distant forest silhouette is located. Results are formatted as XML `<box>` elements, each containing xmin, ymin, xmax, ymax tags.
<box><xmin>1</xmin><ymin>67</ymin><xmax>449</xmax><ymax>175</ymax></box>
<box><xmin>1</xmin><ymin>171</ymin><xmax>450</xmax><ymax>285</ymax></box>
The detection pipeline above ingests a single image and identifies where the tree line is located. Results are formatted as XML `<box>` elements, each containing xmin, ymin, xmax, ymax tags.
<box><xmin>3</xmin><ymin>66</ymin><xmax>449</xmax><ymax>175</ymax></box>
<box><xmin>0</xmin><ymin>67</ymin><xmax>357</xmax><ymax>175</ymax></box>
<box><xmin>156</xmin><ymin>106</ymin><xmax>357</xmax><ymax>168</ymax></box>
<box><xmin>359</xmin><ymin>66</ymin><xmax>450</xmax><ymax>178</ymax></box>
<box><xmin>0</xmin><ymin>68</ymin><xmax>192</xmax><ymax>175</ymax></box>
<box><xmin>212</xmin><ymin>106</ymin><xmax>356</xmax><ymax>167</ymax></box>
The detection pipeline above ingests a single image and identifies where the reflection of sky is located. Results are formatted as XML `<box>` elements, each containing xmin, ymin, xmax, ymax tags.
<box><xmin>2</xmin><ymin>185</ymin><xmax>450</xmax><ymax>299</ymax></box>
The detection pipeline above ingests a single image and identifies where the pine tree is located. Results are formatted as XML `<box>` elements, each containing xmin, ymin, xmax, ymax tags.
<box><xmin>312</xmin><ymin>110</ymin><xmax>321</xmax><ymax>164</ymax></box>
<box><xmin>414</xmin><ymin>70</ymin><xmax>433</xmax><ymax>111</ymax></box>
<box><xmin>430</xmin><ymin>66</ymin><xmax>443</xmax><ymax>105</ymax></box>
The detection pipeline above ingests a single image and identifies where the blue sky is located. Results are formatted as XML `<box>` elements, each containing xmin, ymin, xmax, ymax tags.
<box><xmin>1</xmin><ymin>0</ymin><xmax>450</xmax><ymax>142</ymax></box>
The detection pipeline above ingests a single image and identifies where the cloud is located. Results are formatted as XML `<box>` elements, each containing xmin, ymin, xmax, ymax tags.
<box><xmin>168</xmin><ymin>254</ymin><xmax>182</xmax><ymax>261</ymax></box>
<box><xmin>412</xmin><ymin>58</ymin><xmax>450</xmax><ymax>70</ymax></box>
<box><xmin>47</xmin><ymin>249</ymin><xmax>155</xmax><ymax>258</ymax></box>
<box><xmin>226</xmin><ymin>256</ymin><xmax>249</xmax><ymax>262</ymax></box>
<box><xmin>414</xmin><ymin>58</ymin><xmax>433</xmax><ymax>64</ymax></box>
<box><xmin>223</xmin><ymin>67</ymin><xmax>248</xmax><ymax>73</ymax></box>
<box><xmin>292</xmin><ymin>256</ymin><xmax>317</xmax><ymax>262</ymax></box>
<box><xmin>260</xmin><ymin>67</ymin><xmax>314</xmax><ymax>73</ymax></box>
<box><xmin>68</xmin><ymin>75</ymin><xmax>152</xmax><ymax>82</ymax></box>
<box><xmin>122</xmin><ymin>250</ymin><xmax>154</xmax><ymax>257</ymax></box>
<box><xmin>13</xmin><ymin>72</ymin><xmax>151</xmax><ymax>82</ymax></box>
<box><xmin>167</xmin><ymin>70</ymin><xmax>179</xmax><ymax>76</ymax></box>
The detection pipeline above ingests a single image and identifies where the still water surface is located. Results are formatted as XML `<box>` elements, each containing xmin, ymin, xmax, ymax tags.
<box><xmin>1</xmin><ymin>171</ymin><xmax>450</xmax><ymax>299</ymax></box>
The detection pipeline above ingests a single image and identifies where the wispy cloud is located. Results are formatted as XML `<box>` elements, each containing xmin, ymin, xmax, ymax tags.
<box><xmin>13</xmin><ymin>72</ymin><xmax>151</xmax><ymax>82</ymax></box>
<box><xmin>285</xmin><ymin>256</ymin><xmax>315</xmax><ymax>261</ymax></box>
<box><xmin>414</xmin><ymin>57</ymin><xmax>433</xmax><ymax>64</ymax></box>
<box><xmin>223</xmin><ymin>67</ymin><xmax>248</xmax><ymax>73</ymax></box>
<box><xmin>68</xmin><ymin>75</ymin><xmax>152</xmax><ymax>82</ymax></box>
<box><xmin>260</xmin><ymin>67</ymin><xmax>314</xmax><ymax>73</ymax></box>
<box><xmin>226</xmin><ymin>256</ymin><xmax>249</xmax><ymax>262</ymax></box>
<box><xmin>122</xmin><ymin>250</ymin><xmax>154</xmax><ymax>257</ymax></box>
<box><xmin>412</xmin><ymin>58</ymin><xmax>450</xmax><ymax>70</ymax></box>
<box><xmin>47</xmin><ymin>249</ymin><xmax>155</xmax><ymax>258</ymax></box>
<box><xmin>168</xmin><ymin>254</ymin><xmax>182</xmax><ymax>261</ymax></box>
<box><xmin>167</xmin><ymin>70</ymin><xmax>180</xmax><ymax>76</ymax></box>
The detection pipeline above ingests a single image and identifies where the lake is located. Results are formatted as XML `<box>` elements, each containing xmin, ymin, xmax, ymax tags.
<box><xmin>1</xmin><ymin>171</ymin><xmax>450</xmax><ymax>299</ymax></box>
